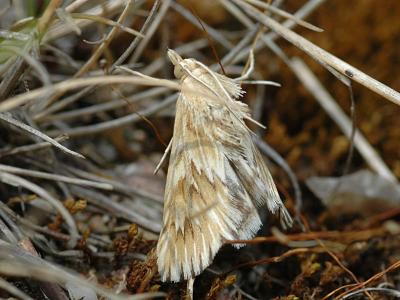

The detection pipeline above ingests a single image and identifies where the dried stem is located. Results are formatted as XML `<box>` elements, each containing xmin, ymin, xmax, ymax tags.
<box><xmin>291</xmin><ymin>57</ymin><xmax>397</xmax><ymax>183</ymax></box>
<box><xmin>234</xmin><ymin>0</ymin><xmax>400</xmax><ymax>106</ymax></box>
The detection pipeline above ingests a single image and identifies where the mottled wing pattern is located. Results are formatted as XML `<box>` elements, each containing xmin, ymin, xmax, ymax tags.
<box><xmin>156</xmin><ymin>50</ymin><xmax>292</xmax><ymax>282</ymax></box>
<box><xmin>157</xmin><ymin>89</ymin><xmax>261</xmax><ymax>282</ymax></box>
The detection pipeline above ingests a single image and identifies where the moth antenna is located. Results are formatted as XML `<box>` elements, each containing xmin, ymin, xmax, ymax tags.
<box><xmin>185</xmin><ymin>3</ymin><xmax>226</xmax><ymax>75</ymax></box>
<box><xmin>110</xmin><ymin>86</ymin><xmax>167</xmax><ymax>147</ymax></box>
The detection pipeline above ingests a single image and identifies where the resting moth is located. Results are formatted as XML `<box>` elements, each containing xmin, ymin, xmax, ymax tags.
<box><xmin>156</xmin><ymin>49</ymin><xmax>292</xmax><ymax>282</ymax></box>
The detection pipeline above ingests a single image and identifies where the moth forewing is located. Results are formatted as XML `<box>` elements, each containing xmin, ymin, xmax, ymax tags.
<box><xmin>156</xmin><ymin>49</ymin><xmax>292</xmax><ymax>282</ymax></box>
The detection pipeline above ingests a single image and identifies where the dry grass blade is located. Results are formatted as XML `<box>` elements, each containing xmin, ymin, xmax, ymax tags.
<box><xmin>0</xmin><ymin>216</ymin><xmax>18</xmax><ymax>243</ymax></box>
<box><xmin>170</xmin><ymin>1</ymin><xmax>233</xmax><ymax>50</ymax></box>
<box><xmin>130</xmin><ymin>0</ymin><xmax>172</xmax><ymax>63</ymax></box>
<box><xmin>0</xmin><ymin>277</ymin><xmax>35</xmax><ymax>300</ymax></box>
<box><xmin>233</xmin><ymin>0</ymin><xmax>400</xmax><ymax>106</ymax></box>
<box><xmin>55</xmin><ymin>8</ymin><xmax>82</xmax><ymax>35</ymax></box>
<box><xmin>70</xmin><ymin>13</ymin><xmax>144</xmax><ymax>37</ymax></box>
<box><xmin>0</xmin><ymin>112</ymin><xmax>84</xmax><ymax>159</ymax></box>
<box><xmin>0</xmin><ymin>75</ymin><xmax>180</xmax><ymax>112</ymax></box>
<box><xmin>113</xmin><ymin>0</ymin><xmax>161</xmax><ymax>66</ymax></box>
<box><xmin>37</xmin><ymin>0</ymin><xmax>62</xmax><ymax>34</ymax></box>
<box><xmin>0</xmin><ymin>164</ymin><xmax>113</xmax><ymax>190</ymax></box>
<box><xmin>33</xmin><ymin>86</ymin><xmax>93</xmax><ymax>119</ymax></box>
<box><xmin>342</xmin><ymin>287</ymin><xmax>400</xmax><ymax>299</ymax></box>
<box><xmin>46</xmin><ymin>93</ymin><xmax>178</xmax><ymax>137</ymax></box>
<box><xmin>70</xmin><ymin>185</ymin><xmax>162</xmax><ymax>233</ymax></box>
<box><xmin>244</xmin><ymin>0</ymin><xmax>323</xmax><ymax>32</ymax></box>
<box><xmin>64</xmin><ymin>164</ymin><xmax>163</xmax><ymax>204</ymax></box>
<box><xmin>0</xmin><ymin>45</ymin><xmax>51</xmax><ymax>88</ymax></box>
<box><xmin>325</xmin><ymin>259</ymin><xmax>400</xmax><ymax>299</ymax></box>
<box><xmin>291</xmin><ymin>57</ymin><xmax>397</xmax><ymax>183</ymax></box>
<box><xmin>40</xmin><ymin>87</ymin><xmax>167</xmax><ymax>122</ymax></box>
<box><xmin>0</xmin><ymin>56</ymin><xmax>26</xmax><ymax>100</ymax></box>
<box><xmin>44</xmin><ymin>0</ymin><xmax>128</xmax><ymax>41</ymax></box>
<box><xmin>0</xmin><ymin>242</ymin><xmax>165</xmax><ymax>300</ymax></box>
<box><xmin>65</xmin><ymin>0</ymin><xmax>92</xmax><ymax>13</ymax></box>
<box><xmin>0</xmin><ymin>172</ymin><xmax>79</xmax><ymax>247</ymax></box>
<box><xmin>0</xmin><ymin>135</ymin><xmax>68</xmax><ymax>157</ymax></box>
<box><xmin>74</xmin><ymin>0</ymin><xmax>135</xmax><ymax>78</ymax></box>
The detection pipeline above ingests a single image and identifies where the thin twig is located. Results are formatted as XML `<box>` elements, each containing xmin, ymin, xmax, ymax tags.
<box><xmin>233</xmin><ymin>0</ymin><xmax>400</xmax><ymax>106</ymax></box>
<box><xmin>291</xmin><ymin>57</ymin><xmax>397</xmax><ymax>183</ymax></box>
<box><xmin>170</xmin><ymin>1</ymin><xmax>233</xmax><ymax>50</ymax></box>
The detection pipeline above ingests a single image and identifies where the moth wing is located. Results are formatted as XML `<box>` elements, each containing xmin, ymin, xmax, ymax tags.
<box><xmin>156</xmin><ymin>93</ymin><xmax>261</xmax><ymax>282</ymax></box>
<box><xmin>213</xmin><ymin>73</ymin><xmax>293</xmax><ymax>228</ymax></box>
<box><xmin>253</xmin><ymin>148</ymin><xmax>293</xmax><ymax>228</ymax></box>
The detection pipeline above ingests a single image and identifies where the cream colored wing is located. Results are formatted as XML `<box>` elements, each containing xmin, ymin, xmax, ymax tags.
<box><xmin>157</xmin><ymin>50</ymin><xmax>292</xmax><ymax>282</ymax></box>
<box><xmin>156</xmin><ymin>91</ymin><xmax>262</xmax><ymax>282</ymax></box>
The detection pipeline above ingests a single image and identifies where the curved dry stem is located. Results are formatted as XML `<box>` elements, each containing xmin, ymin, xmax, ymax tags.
<box><xmin>0</xmin><ymin>172</ymin><xmax>79</xmax><ymax>247</ymax></box>
<box><xmin>70</xmin><ymin>13</ymin><xmax>144</xmax><ymax>37</ymax></box>
<box><xmin>37</xmin><ymin>0</ymin><xmax>63</xmax><ymax>35</ymax></box>
<box><xmin>130</xmin><ymin>0</ymin><xmax>172</xmax><ymax>63</ymax></box>
<box><xmin>113</xmin><ymin>0</ymin><xmax>161</xmax><ymax>66</ymax></box>
<box><xmin>0</xmin><ymin>112</ymin><xmax>84</xmax><ymax>158</ymax></box>
<box><xmin>44</xmin><ymin>0</ymin><xmax>128</xmax><ymax>42</ymax></box>
<box><xmin>233</xmin><ymin>0</ymin><xmax>400</xmax><ymax>106</ymax></box>
<box><xmin>46</xmin><ymin>93</ymin><xmax>177</xmax><ymax>138</ymax></box>
<box><xmin>244</xmin><ymin>0</ymin><xmax>323</xmax><ymax>32</ymax></box>
<box><xmin>291</xmin><ymin>57</ymin><xmax>397</xmax><ymax>183</ymax></box>
<box><xmin>0</xmin><ymin>242</ymin><xmax>165</xmax><ymax>300</ymax></box>
<box><xmin>41</xmin><ymin>86</ymin><xmax>168</xmax><ymax>122</ymax></box>
<box><xmin>0</xmin><ymin>75</ymin><xmax>180</xmax><ymax>112</ymax></box>
<box><xmin>0</xmin><ymin>164</ymin><xmax>113</xmax><ymax>190</ymax></box>
<box><xmin>74</xmin><ymin>0</ymin><xmax>134</xmax><ymax>78</ymax></box>
<box><xmin>0</xmin><ymin>277</ymin><xmax>35</xmax><ymax>300</ymax></box>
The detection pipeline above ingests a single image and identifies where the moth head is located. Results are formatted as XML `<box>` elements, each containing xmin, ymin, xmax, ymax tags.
<box><xmin>167</xmin><ymin>49</ymin><xmax>197</xmax><ymax>80</ymax></box>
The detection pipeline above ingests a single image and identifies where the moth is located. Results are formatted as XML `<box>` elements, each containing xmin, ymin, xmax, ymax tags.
<box><xmin>155</xmin><ymin>49</ymin><xmax>292</xmax><ymax>282</ymax></box>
